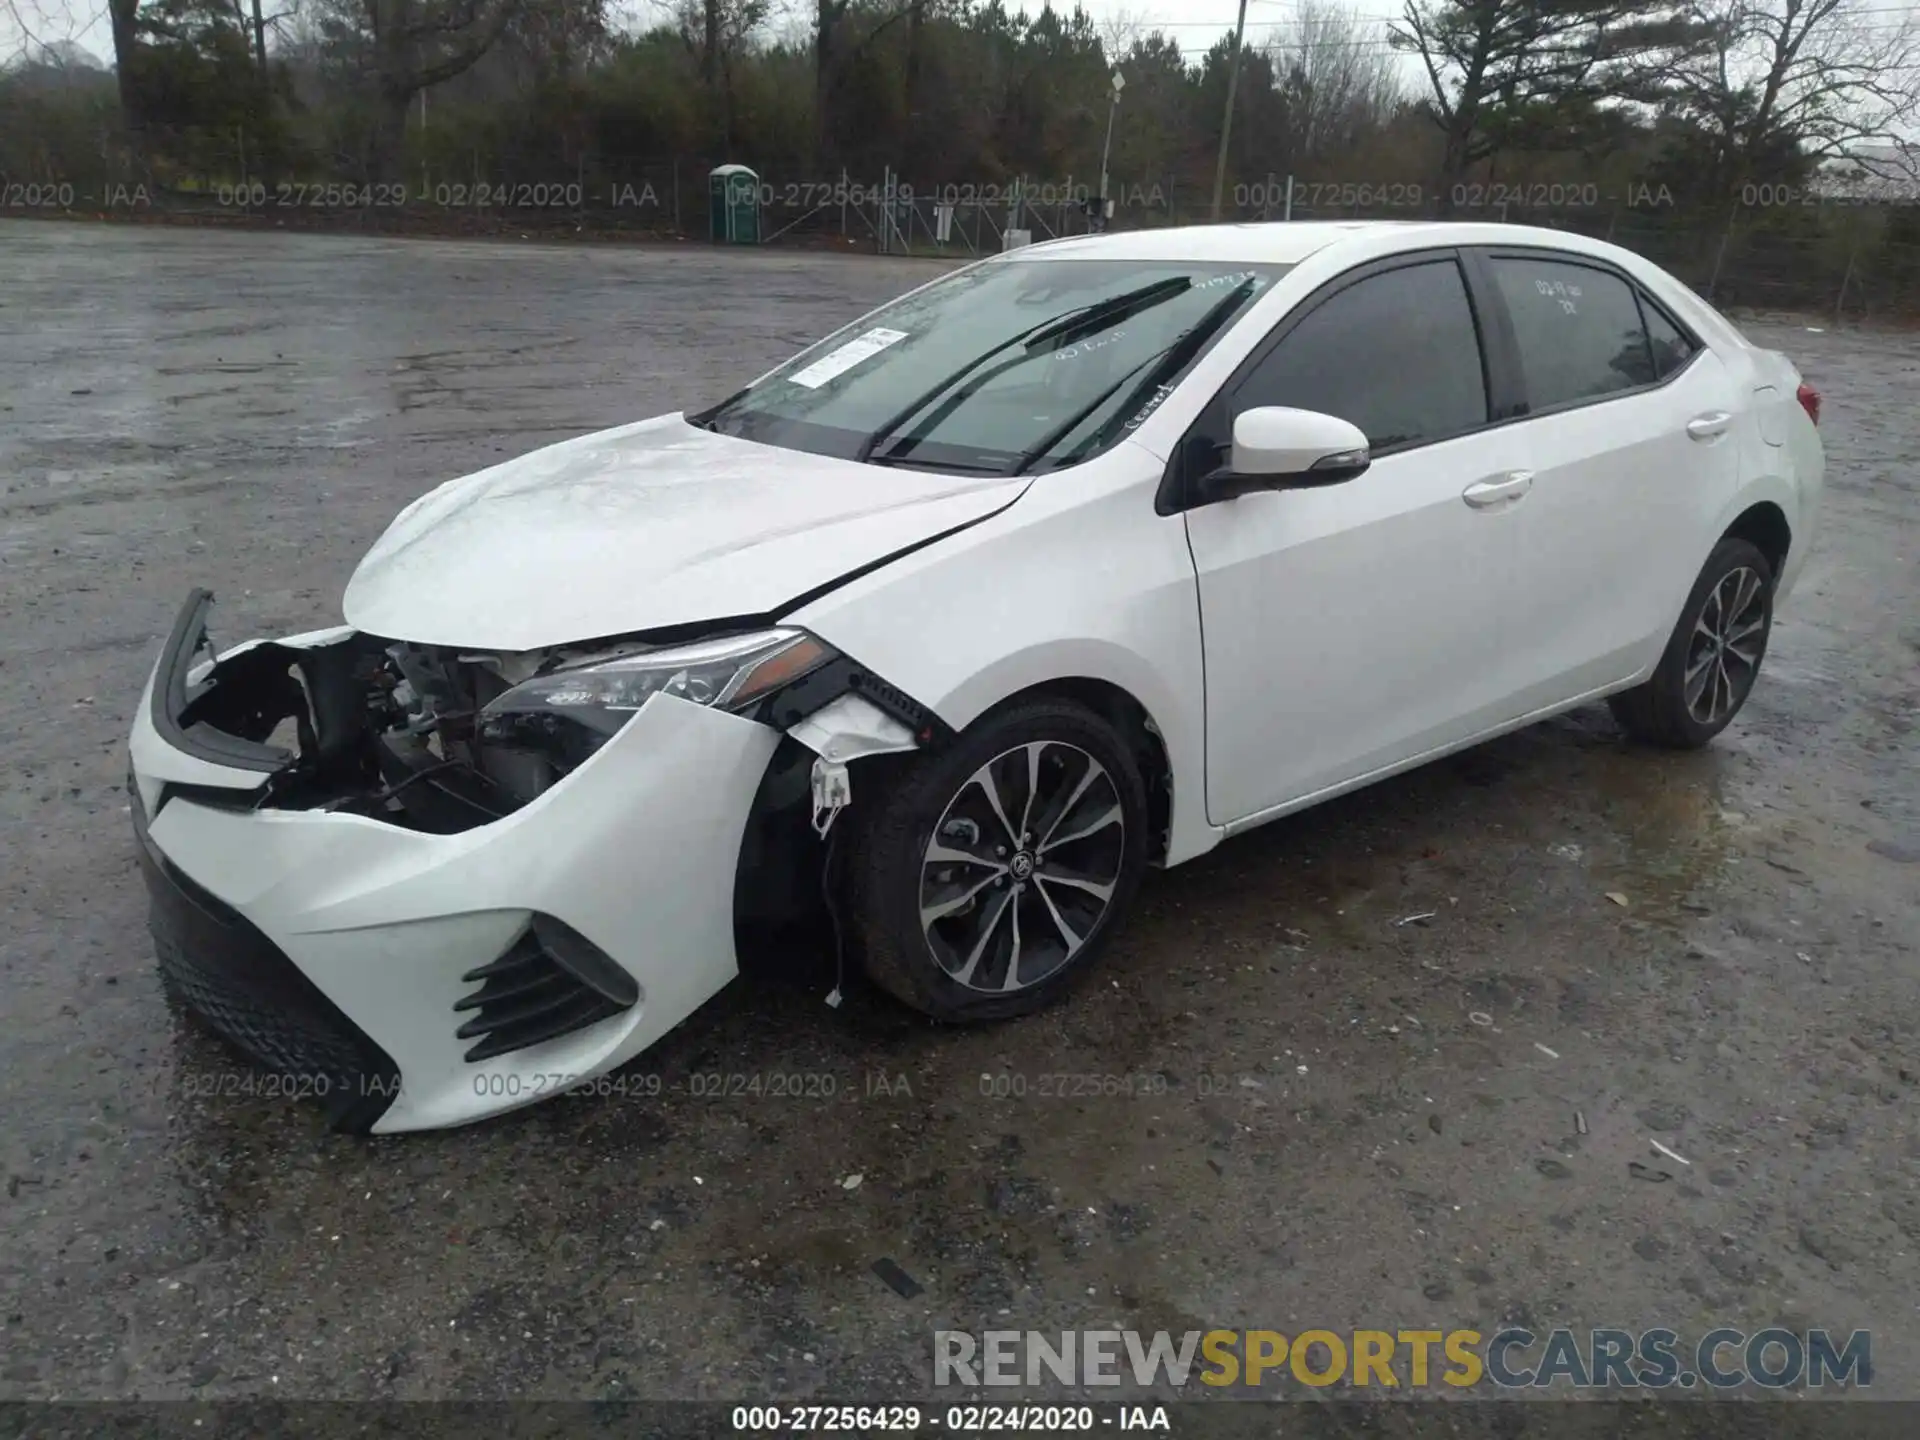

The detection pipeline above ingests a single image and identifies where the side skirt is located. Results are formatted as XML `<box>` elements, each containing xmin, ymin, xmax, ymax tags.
<box><xmin>1217</xmin><ymin>678</ymin><xmax>1636</xmax><ymax>842</ymax></box>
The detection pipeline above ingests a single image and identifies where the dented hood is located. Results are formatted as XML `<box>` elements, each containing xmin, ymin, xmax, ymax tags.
<box><xmin>343</xmin><ymin>414</ymin><xmax>1028</xmax><ymax>651</ymax></box>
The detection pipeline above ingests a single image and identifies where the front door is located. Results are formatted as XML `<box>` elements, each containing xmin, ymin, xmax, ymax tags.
<box><xmin>1180</xmin><ymin>255</ymin><xmax>1526</xmax><ymax>825</ymax></box>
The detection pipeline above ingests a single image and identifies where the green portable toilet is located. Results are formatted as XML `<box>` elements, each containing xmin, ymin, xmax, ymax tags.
<box><xmin>708</xmin><ymin>164</ymin><xmax>760</xmax><ymax>243</ymax></box>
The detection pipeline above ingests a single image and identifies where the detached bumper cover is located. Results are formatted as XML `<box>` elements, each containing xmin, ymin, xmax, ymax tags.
<box><xmin>130</xmin><ymin>602</ymin><xmax>780</xmax><ymax>1133</ymax></box>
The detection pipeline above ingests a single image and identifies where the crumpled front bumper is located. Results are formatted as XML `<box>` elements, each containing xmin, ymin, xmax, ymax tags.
<box><xmin>129</xmin><ymin>598</ymin><xmax>780</xmax><ymax>1133</ymax></box>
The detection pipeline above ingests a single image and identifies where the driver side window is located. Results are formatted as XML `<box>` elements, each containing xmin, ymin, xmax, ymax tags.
<box><xmin>1233</xmin><ymin>259</ymin><xmax>1491</xmax><ymax>452</ymax></box>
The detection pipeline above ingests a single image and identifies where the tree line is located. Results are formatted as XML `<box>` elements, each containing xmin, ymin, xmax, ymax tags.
<box><xmin>1</xmin><ymin>0</ymin><xmax>1915</xmax><ymax>229</ymax></box>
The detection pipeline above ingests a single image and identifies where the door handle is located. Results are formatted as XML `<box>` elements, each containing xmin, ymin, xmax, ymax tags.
<box><xmin>1687</xmin><ymin>411</ymin><xmax>1732</xmax><ymax>440</ymax></box>
<box><xmin>1462</xmin><ymin>470</ymin><xmax>1534</xmax><ymax>508</ymax></box>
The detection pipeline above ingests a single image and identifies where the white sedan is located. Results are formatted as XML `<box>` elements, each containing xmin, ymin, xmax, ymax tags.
<box><xmin>129</xmin><ymin>221</ymin><xmax>1824</xmax><ymax>1132</ymax></box>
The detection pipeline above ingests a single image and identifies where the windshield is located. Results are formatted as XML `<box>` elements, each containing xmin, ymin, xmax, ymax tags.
<box><xmin>691</xmin><ymin>257</ymin><xmax>1290</xmax><ymax>475</ymax></box>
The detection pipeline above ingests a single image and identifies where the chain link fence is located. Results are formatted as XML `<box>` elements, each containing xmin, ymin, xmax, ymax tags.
<box><xmin>5</xmin><ymin>127</ymin><xmax>1917</xmax><ymax>320</ymax></box>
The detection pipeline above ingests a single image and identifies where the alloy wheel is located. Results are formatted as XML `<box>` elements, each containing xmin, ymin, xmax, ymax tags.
<box><xmin>1684</xmin><ymin>564</ymin><xmax>1767</xmax><ymax>726</ymax></box>
<box><xmin>917</xmin><ymin>740</ymin><xmax>1127</xmax><ymax>994</ymax></box>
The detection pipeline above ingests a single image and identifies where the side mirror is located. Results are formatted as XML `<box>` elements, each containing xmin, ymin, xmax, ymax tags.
<box><xmin>1196</xmin><ymin>406</ymin><xmax>1371</xmax><ymax>504</ymax></box>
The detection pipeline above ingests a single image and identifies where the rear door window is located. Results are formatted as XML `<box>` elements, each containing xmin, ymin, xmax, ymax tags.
<box><xmin>1489</xmin><ymin>255</ymin><xmax>1656</xmax><ymax>411</ymax></box>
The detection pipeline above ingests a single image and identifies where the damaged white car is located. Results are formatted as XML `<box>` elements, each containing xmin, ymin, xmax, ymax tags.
<box><xmin>130</xmin><ymin>221</ymin><xmax>1822</xmax><ymax>1131</ymax></box>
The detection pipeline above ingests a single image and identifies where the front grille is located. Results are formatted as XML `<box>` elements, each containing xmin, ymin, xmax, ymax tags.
<box><xmin>454</xmin><ymin>920</ymin><xmax>637</xmax><ymax>1062</ymax></box>
<box><xmin>138</xmin><ymin>815</ymin><xmax>401</xmax><ymax>1133</ymax></box>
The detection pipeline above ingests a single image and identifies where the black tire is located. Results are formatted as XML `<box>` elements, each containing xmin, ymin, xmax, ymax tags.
<box><xmin>1609</xmin><ymin>537</ymin><xmax>1775</xmax><ymax>749</ymax></box>
<box><xmin>842</xmin><ymin>697</ymin><xmax>1150</xmax><ymax>1022</ymax></box>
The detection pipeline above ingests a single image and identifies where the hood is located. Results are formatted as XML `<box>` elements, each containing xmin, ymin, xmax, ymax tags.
<box><xmin>342</xmin><ymin>414</ymin><xmax>1029</xmax><ymax>651</ymax></box>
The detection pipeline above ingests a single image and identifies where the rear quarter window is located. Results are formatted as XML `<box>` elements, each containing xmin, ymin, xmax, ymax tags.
<box><xmin>1640</xmin><ymin>298</ymin><xmax>1696</xmax><ymax>379</ymax></box>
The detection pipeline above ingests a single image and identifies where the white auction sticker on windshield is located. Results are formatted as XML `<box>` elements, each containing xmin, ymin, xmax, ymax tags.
<box><xmin>786</xmin><ymin>327</ymin><xmax>909</xmax><ymax>389</ymax></box>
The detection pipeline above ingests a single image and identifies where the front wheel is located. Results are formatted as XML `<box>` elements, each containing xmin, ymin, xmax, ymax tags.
<box><xmin>843</xmin><ymin>698</ymin><xmax>1150</xmax><ymax>1022</ymax></box>
<box><xmin>1609</xmin><ymin>537</ymin><xmax>1774</xmax><ymax>749</ymax></box>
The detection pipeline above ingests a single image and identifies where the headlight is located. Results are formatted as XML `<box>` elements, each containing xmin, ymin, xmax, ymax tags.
<box><xmin>478</xmin><ymin>628</ymin><xmax>835</xmax><ymax>764</ymax></box>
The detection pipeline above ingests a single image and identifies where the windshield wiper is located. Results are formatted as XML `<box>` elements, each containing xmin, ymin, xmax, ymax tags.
<box><xmin>854</xmin><ymin>276</ymin><xmax>1193</xmax><ymax>465</ymax></box>
<box><xmin>1007</xmin><ymin>275</ymin><xmax>1263</xmax><ymax>475</ymax></box>
<box><xmin>1004</xmin><ymin>353</ymin><xmax>1170</xmax><ymax>476</ymax></box>
<box><xmin>1019</xmin><ymin>275</ymin><xmax>1193</xmax><ymax>350</ymax></box>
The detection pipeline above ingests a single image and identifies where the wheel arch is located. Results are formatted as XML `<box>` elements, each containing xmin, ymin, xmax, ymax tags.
<box><xmin>923</xmin><ymin>638</ymin><xmax>1208</xmax><ymax>866</ymax></box>
<box><xmin>731</xmin><ymin>651</ymin><xmax>1197</xmax><ymax>981</ymax></box>
<box><xmin>1719</xmin><ymin>499</ymin><xmax>1792</xmax><ymax>579</ymax></box>
<box><xmin>966</xmin><ymin>675</ymin><xmax>1176</xmax><ymax>866</ymax></box>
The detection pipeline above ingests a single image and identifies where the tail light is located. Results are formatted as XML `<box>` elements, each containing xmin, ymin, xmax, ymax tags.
<box><xmin>1796</xmin><ymin>383</ymin><xmax>1821</xmax><ymax>425</ymax></box>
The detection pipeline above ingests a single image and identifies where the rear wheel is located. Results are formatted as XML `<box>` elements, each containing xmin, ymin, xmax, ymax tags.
<box><xmin>1609</xmin><ymin>537</ymin><xmax>1774</xmax><ymax>749</ymax></box>
<box><xmin>844</xmin><ymin>698</ymin><xmax>1149</xmax><ymax>1021</ymax></box>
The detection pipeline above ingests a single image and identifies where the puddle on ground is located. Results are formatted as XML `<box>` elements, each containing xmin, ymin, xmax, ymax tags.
<box><xmin>1582</xmin><ymin>748</ymin><xmax>1737</xmax><ymax>922</ymax></box>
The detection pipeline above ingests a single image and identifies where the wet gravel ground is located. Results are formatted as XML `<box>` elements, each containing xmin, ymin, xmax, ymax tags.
<box><xmin>1</xmin><ymin>222</ymin><xmax>1916</xmax><ymax>1409</ymax></box>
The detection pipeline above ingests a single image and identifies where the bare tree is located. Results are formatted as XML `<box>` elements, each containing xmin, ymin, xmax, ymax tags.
<box><xmin>1092</xmin><ymin>4</ymin><xmax>1148</xmax><ymax>59</ymax></box>
<box><xmin>902</xmin><ymin>0</ymin><xmax>928</xmax><ymax>173</ymax></box>
<box><xmin>1647</xmin><ymin>0</ymin><xmax>1920</xmax><ymax>189</ymax></box>
<box><xmin>676</xmin><ymin>0</ymin><xmax>767</xmax><ymax>150</ymax></box>
<box><xmin>104</xmin><ymin>0</ymin><xmax>145</xmax><ymax>128</ymax></box>
<box><xmin>813</xmin><ymin>0</ymin><xmax>913</xmax><ymax>166</ymax></box>
<box><xmin>323</xmin><ymin>0</ymin><xmax>522</xmax><ymax>177</ymax></box>
<box><xmin>2</xmin><ymin>0</ymin><xmax>69</xmax><ymax>64</ymax></box>
<box><xmin>813</xmin><ymin>0</ymin><xmax>846</xmax><ymax>163</ymax></box>
<box><xmin>1269</xmin><ymin>2</ymin><xmax>1406</xmax><ymax>166</ymax></box>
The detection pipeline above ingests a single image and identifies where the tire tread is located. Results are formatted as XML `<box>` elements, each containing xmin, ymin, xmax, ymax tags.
<box><xmin>1608</xmin><ymin>537</ymin><xmax>1773</xmax><ymax>749</ymax></box>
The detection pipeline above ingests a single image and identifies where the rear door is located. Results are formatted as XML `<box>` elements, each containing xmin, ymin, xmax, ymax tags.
<box><xmin>1466</xmin><ymin>248</ymin><xmax>1745</xmax><ymax>713</ymax></box>
<box><xmin>1176</xmin><ymin>253</ymin><xmax>1525</xmax><ymax>824</ymax></box>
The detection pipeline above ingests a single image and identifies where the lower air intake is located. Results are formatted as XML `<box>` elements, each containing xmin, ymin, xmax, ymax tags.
<box><xmin>454</xmin><ymin>917</ymin><xmax>640</xmax><ymax>1063</ymax></box>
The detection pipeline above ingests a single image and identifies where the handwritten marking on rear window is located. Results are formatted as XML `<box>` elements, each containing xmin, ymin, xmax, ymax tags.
<box><xmin>1533</xmin><ymin>277</ymin><xmax>1582</xmax><ymax>315</ymax></box>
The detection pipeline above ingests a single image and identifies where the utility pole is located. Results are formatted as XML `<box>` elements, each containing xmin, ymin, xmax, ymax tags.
<box><xmin>1209</xmin><ymin>0</ymin><xmax>1249</xmax><ymax>221</ymax></box>
<box><xmin>250</xmin><ymin>0</ymin><xmax>268</xmax><ymax>73</ymax></box>
<box><xmin>1097</xmin><ymin>70</ymin><xmax>1124</xmax><ymax>233</ymax></box>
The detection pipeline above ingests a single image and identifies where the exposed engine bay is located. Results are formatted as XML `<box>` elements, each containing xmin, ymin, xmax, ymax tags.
<box><xmin>181</xmin><ymin>631</ymin><xmax>627</xmax><ymax>831</ymax></box>
<box><xmin>160</xmin><ymin>591</ymin><xmax>940</xmax><ymax>975</ymax></box>
<box><xmin>371</xmin><ymin>640</ymin><xmax>588</xmax><ymax>827</ymax></box>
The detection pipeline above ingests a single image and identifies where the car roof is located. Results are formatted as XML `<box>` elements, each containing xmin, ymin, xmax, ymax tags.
<box><xmin>999</xmin><ymin>220</ymin><xmax>1635</xmax><ymax>270</ymax></box>
<box><xmin>987</xmin><ymin>220</ymin><xmax>1745</xmax><ymax>352</ymax></box>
